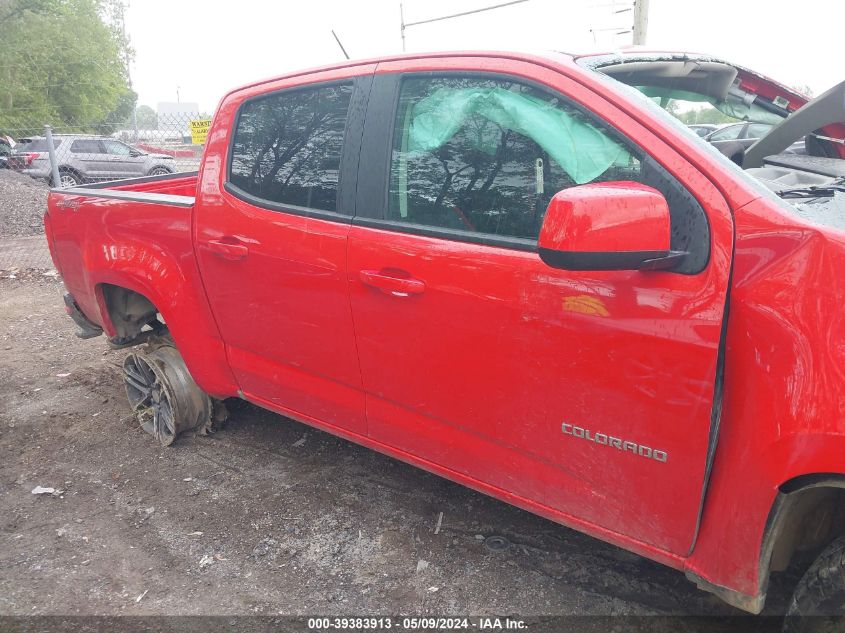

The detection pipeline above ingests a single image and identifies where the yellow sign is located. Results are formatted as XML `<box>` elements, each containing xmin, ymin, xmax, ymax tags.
<box><xmin>189</xmin><ymin>119</ymin><xmax>212</xmax><ymax>145</ymax></box>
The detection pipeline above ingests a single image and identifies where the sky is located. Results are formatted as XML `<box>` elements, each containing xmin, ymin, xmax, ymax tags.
<box><xmin>125</xmin><ymin>0</ymin><xmax>843</xmax><ymax>113</ymax></box>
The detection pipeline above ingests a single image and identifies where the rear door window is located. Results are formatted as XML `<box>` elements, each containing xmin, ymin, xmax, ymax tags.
<box><xmin>229</xmin><ymin>83</ymin><xmax>353</xmax><ymax>213</ymax></box>
<box><xmin>70</xmin><ymin>140</ymin><xmax>103</xmax><ymax>154</ymax></box>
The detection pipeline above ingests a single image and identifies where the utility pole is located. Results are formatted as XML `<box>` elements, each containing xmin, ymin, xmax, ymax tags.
<box><xmin>400</xmin><ymin>3</ymin><xmax>406</xmax><ymax>52</ymax></box>
<box><xmin>118</xmin><ymin>0</ymin><xmax>139</xmax><ymax>142</ymax></box>
<box><xmin>632</xmin><ymin>0</ymin><xmax>649</xmax><ymax>45</ymax></box>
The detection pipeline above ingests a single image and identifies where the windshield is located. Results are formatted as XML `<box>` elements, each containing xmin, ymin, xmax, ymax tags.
<box><xmin>635</xmin><ymin>85</ymin><xmax>787</xmax><ymax>128</ymax></box>
<box><xmin>578</xmin><ymin>64</ymin><xmax>769</xmax><ymax>182</ymax></box>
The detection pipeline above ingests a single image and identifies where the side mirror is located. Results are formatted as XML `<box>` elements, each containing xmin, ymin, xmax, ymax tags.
<box><xmin>538</xmin><ymin>181</ymin><xmax>687</xmax><ymax>271</ymax></box>
<box><xmin>129</xmin><ymin>150</ymin><xmax>142</xmax><ymax>157</ymax></box>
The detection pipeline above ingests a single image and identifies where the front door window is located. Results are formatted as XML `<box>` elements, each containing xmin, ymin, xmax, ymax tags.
<box><xmin>388</xmin><ymin>76</ymin><xmax>642</xmax><ymax>241</ymax></box>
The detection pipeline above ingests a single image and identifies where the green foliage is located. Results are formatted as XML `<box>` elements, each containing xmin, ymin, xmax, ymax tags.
<box><xmin>673</xmin><ymin>105</ymin><xmax>737</xmax><ymax>125</ymax></box>
<box><xmin>134</xmin><ymin>104</ymin><xmax>157</xmax><ymax>129</ymax></box>
<box><xmin>0</xmin><ymin>0</ymin><xmax>134</xmax><ymax>135</ymax></box>
<box><xmin>791</xmin><ymin>84</ymin><xmax>814</xmax><ymax>99</ymax></box>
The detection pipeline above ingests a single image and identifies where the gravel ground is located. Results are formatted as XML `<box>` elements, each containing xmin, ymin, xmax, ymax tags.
<box><xmin>0</xmin><ymin>170</ymin><xmax>49</xmax><ymax>238</ymax></box>
<box><xmin>0</xmin><ymin>275</ymin><xmax>804</xmax><ymax>631</ymax></box>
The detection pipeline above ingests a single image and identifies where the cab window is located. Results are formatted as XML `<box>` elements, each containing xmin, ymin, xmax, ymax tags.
<box><xmin>229</xmin><ymin>83</ymin><xmax>353</xmax><ymax>212</ymax></box>
<box><xmin>387</xmin><ymin>76</ymin><xmax>641</xmax><ymax>241</ymax></box>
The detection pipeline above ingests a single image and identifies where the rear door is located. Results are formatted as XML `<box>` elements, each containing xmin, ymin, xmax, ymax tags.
<box><xmin>347</xmin><ymin>58</ymin><xmax>734</xmax><ymax>555</ymax></box>
<box><xmin>102</xmin><ymin>140</ymin><xmax>147</xmax><ymax>177</ymax></box>
<box><xmin>69</xmin><ymin>139</ymin><xmax>107</xmax><ymax>179</ymax></box>
<box><xmin>194</xmin><ymin>66</ymin><xmax>375</xmax><ymax>434</ymax></box>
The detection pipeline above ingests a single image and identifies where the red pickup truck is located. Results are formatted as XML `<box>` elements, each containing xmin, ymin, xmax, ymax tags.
<box><xmin>44</xmin><ymin>50</ymin><xmax>845</xmax><ymax>623</ymax></box>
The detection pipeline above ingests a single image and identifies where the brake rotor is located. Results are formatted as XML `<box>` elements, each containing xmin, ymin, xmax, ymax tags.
<box><xmin>123</xmin><ymin>344</ymin><xmax>214</xmax><ymax>446</ymax></box>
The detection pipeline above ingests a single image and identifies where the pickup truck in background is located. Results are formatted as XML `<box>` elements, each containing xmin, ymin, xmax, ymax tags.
<box><xmin>44</xmin><ymin>50</ymin><xmax>845</xmax><ymax>627</ymax></box>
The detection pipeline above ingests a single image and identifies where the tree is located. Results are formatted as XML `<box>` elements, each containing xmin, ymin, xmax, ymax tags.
<box><xmin>791</xmin><ymin>84</ymin><xmax>815</xmax><ymax>99</ymax></box>
<box><xmin>673</xmin><ymin>105</ymin><xmax>736</xmax><ymax>125</ymax></box>
<box><xmin>135</xmin><ymin>104</ymin><xmax>158</xmax><ymax>130</ymax></box>
<box><xmin>0</xmin><ymin>0</ymin><xmax>134</xmax><ymax>135</ymax></box>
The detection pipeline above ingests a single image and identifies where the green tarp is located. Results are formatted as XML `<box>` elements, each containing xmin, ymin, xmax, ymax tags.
<box><xmin>406</xmin><ymin>87</ymin><xmax>632</xmax><ymax>185</ymax></box>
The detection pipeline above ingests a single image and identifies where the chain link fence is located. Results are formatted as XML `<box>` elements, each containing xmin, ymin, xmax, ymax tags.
<box><xmin>0</xmin><ymin>112</ymin><xmax>210</xmax><ymax>270</ymax></box>
<box><xmin>2</xmin><ymin>112</ymin><xmax>208</xmax><ymax>188</ymax></box>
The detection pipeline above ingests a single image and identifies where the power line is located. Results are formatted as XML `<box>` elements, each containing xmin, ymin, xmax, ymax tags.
<box><xmin>400</xmin><ymin>0</ymin><xmax>530</xmax><ymax>52</ymax></box>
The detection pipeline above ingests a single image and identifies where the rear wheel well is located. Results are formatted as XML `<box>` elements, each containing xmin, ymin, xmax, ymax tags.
<box><xmin>761</xmin><ymin>476</ymin><xmax>845</xmax><ymax>596</ymax></box>
<box><xmin>99</xmin><ymin>284</ymin><xmax>164</xmax><ymax>342</ymax></box>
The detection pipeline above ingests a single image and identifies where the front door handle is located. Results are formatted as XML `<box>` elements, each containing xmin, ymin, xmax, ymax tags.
<box><xmin>207</xmin><ymin>239</ymin><xmax>248</xmax><ymax>261</ymax></box>
<box><xmin>359</xmin><ymin>269</ymin><xmax>425</xmax><ymax>297</ymax></box>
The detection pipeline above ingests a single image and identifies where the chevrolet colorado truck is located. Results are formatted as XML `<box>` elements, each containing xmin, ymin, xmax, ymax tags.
<box><xmin>44</xmin><ymin>50</ymin><xmax>845</xmax><ymax>625</ymax></box>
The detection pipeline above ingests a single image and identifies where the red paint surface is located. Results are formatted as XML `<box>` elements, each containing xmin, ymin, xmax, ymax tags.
<box><xmin>539</xmin><ymin>182</ymin><xmax>670</xmax><ymax>253</ymax></box>
<box><xmin>44</xmin><ymin>50</ymin><xmax>845</xmax><ymax>609</ymax></box>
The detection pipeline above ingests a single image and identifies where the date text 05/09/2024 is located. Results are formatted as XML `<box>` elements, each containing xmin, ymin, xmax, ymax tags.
<box><xmin>306</xmin><ymin>617</ymin><xmax>527</xmax><ymax>630</ymax></box>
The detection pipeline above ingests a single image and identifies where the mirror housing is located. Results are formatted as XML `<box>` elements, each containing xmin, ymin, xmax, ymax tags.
<box><xmin>538</xmin><ymin>181</ymin><xmax>687</xmax><ymax>271</ymax></box>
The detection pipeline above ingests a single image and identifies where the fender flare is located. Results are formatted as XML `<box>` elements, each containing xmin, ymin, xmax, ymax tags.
<box><xmin>686</xmin><ymin>434</ymin><xmax>845</xmax><ymax>613</ymax></box>
<box><xmin>757</xmin><ymin>474</ymin><xmax>845</xmax><ymax>599</ymax></box>
<box><xmin>83</xmin><ymin>241</ymin><xmax>238</xmax><ymax>399</ymax></box>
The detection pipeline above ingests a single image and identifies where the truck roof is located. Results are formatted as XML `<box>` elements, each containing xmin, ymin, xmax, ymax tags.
<box><xmin>218</xmin><ymin>49</ymin><xmax>578</xmax><ymax>104</ymax></box>
<box><xmin>219</xmin><ymin>47</ymin><xmax>800</xmax><ymax>112</ymax></box>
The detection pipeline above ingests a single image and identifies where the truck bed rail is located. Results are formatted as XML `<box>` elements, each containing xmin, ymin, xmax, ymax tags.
<box><xmin>54</xmin><ymin>186</ymin><xmax>195</xmax><ymax>208</ymax></box>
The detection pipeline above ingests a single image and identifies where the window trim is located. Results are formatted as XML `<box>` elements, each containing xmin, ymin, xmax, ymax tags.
<box><xmin>354</xmin><ymin>216</ymin><xmax>538</xmax><ymax>252</ymax></box>
<box><xmin>224</xmin><ymin>76</ymin><xmax>368</xmax><ymax>222</ymax></box>
<box><xmin>355</xmin><ymin>70</ymin><xmax>710</xmax><ymax>273</ymax></box>
<box><xmin>223</xmin><ymin>181</ymin><xmax>356</xmax><ymax>223</ymax></box>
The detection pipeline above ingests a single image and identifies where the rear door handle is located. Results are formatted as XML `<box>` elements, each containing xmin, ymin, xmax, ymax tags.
<box><xmin>359</xmin><ymin>270</ymin><xmax>425</xmax><ymax>297</ymax></box>
<box><xmin>207</xmin><ymin>239</ymin><xmax>248</xmax><ymax>261</ymax></box>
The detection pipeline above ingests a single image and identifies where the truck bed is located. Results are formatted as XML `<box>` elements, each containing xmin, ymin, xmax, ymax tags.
<box><xmin>58</xmin><ymin>170</ymin><xmax>198</xmax><ymax>206</ymax></box>
<box><xmin>44</xmin><ymin>170</ymin><xmax>202</xmax><ymax>344</ymax></box>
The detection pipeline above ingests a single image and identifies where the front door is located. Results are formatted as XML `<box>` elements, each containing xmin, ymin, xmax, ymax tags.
<box><xmin>194</xmin><ymin>70</ymin><xmax>373</xmax><ymax>434</ymax></box>
<box><xmin>347</xmin><ymin>63</ymin><xmax>733</xmax><ymax>555</ymax></box>
<box><xmin>68</xmin><ymin>138</ymin><xmax>108</xmax><ymax>179</ymax></box>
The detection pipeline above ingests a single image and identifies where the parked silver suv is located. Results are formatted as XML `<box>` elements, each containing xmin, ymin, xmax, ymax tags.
<box><xmin>13</xmin><ymin>135</ymin><xmax>176</xmax><ymax>187</ymax></box>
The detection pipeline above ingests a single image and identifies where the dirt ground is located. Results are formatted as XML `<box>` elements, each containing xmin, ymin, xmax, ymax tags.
<box><xmin>0</xmin><ymin>275</ymin><xmax>800</xmax><ymax>630</ymax></box>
